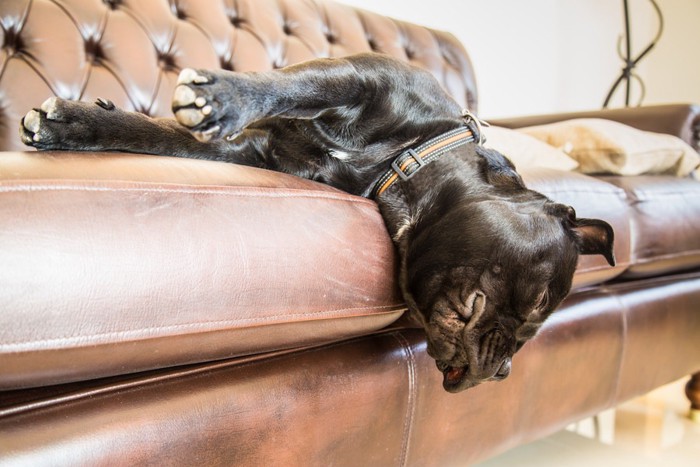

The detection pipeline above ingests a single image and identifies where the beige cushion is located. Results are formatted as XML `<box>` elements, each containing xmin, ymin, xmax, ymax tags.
<box><xmin>519</xmin><ymin>118</ymin><xmax>700</xmax><ymax>177</ymax></box>
<box><xmin>483</xmin><ymin>126</ymin><xmax>579</xmax><ymax>171</ymax></box>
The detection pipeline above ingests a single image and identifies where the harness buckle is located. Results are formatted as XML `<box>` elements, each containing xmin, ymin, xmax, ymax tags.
<box><xmin>461</xmin><ymin>109</ymin><xmax>490</xmax><ymax>145</ymax></box>
<box><xmin>391</xmin><ymin>148</ymin><xmax>426</xmax><ymax>181</ymax></box>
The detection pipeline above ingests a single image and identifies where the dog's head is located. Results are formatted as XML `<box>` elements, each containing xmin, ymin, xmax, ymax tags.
<box><xmin>400</xmin><ymin>146</ymin><xmax>615</xmax><ymax>392</ymax></box>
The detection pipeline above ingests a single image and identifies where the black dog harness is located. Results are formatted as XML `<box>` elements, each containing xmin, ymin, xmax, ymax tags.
<box><xmin>370</xmin><ymin>110</ymin><xmax>488</xmax><ymax>198</ymax></box>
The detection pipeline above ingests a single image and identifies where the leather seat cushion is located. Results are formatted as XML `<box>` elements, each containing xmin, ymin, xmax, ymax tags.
<box><xmin>601</xmin><ymin>175</ymin><xmax>700</xmax><ymax>278</ymax></box>
<box><xmin>0</xmin><ymin>152</ymin><xmax>404</xmax><ymax>388</ymax></box>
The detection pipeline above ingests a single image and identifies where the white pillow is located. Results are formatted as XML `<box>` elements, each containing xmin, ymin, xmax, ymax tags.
<box><xmin>518</xmin><ymin>118</ymin><xmax>700</xmax><ymax>177</ymax></box>
<box><xmin>482</xmin><ymin>126</ymin><xmax>579</xmax><ymax>171</ymax></box>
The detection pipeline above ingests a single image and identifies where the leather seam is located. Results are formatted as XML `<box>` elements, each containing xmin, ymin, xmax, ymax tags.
<box><xmin>631</xmin><ymin>249</ymin><xmax>700</xmax><ymax>264</ymax></box>
<box><xmin>537</xmin><ymin>188</ymin><xmax>627</xmax><ymax>196</ymax></box>
<box><xmin>392</xmin><ymin>332</ymin><xmax>417</xmax><ymax>467</ymax></box>
<box><xmin>0</xmin><ymin>305</ymin><xmax>406</xmax><ymax>351</ymax></box>
<box><xmin>629</xmin><ymin>190</ymin><xmax>700</xmax><ymax>200</ymax></box>
<box><xmin>0</xmin><ymin>182</ymin><xmax>379</xmax><ymax>207</ymax></box>
<box><xmin>576</xmin><ymin>261</ymin><xmax>631</xmax><ymax>274</ymax></box>
<box><xmin>604</xmin><ymin>285</ymin><xmax>629</xmax><ymax>405</ymax></box>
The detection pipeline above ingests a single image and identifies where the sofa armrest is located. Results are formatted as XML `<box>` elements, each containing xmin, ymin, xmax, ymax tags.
<box><xmin>490</xmin><ymin>104</ymin><xmax>700</xmax><ymax>151</ymax></box>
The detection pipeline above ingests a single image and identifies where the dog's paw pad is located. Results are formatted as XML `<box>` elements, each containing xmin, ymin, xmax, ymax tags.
<box><xmin>175</xmin><ymin>108</ymin><xmax>205</xmax><ymax>127</ymax></box>
<box><xmin>173</xmin><ymin>85</ymin><xmax>197</xmax><ymax>107</ymax></box>
<box><xmin>40</xmin><ymin>96</ymin><xmax>61</xmax><ymax>120</ymax></box>
<box><xmin>23</xmin><ymin>109</ymin><xmax>42</xmax><ymax>134</ymax></box>
<box><xmin>171</xmin><ymin>68</ymin><xmax>246</xmax><ymax>139</ymax></box>
<box><xmin>172</xmin><ymin>76</ymin><xmax>216</xmax><ymax>129</ymax></box>
<box><xmin>177</xmin><ymin>68</ymin><xmax>209</xmax><ymax>85</ymax></box>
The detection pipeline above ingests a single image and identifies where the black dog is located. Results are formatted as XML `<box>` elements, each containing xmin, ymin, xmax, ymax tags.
<box><xmin>20</xmin><ymin>53</ymin><xmax>614</xmax><ymax>393</ymax></box>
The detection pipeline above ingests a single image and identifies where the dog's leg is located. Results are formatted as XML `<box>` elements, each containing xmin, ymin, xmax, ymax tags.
<box><xmin>20</xmin><ymin>96</ymin><xmax>238</xmax><ymax>160</ymax></box>
<box><xmin>171</xmin><ymin>57</ymin><xmax>371</xmax><ymax>142</ymax></box>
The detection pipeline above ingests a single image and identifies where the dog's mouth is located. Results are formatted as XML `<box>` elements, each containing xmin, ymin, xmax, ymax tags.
<box><xmin>436</xmin><ymin>361</ymin><xmax>472</xmax><ymax>392</ymax></box>
<box><xmin>436</xmin><ymin>357</ymin><xmax>512</xmax><ymax>392</ymax></box>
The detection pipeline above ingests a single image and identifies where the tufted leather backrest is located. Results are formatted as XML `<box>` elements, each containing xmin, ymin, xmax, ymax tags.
<box><xmin>0</xmin><ymin>0</ymin><xmax>477</xmax><ymax>151</ymax></box>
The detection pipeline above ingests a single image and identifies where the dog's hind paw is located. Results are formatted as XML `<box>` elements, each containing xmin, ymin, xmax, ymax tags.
<box><xmin>172</xmin><ymin>68</ymin><xmax>252</xmax><ymax>143</ymax></box>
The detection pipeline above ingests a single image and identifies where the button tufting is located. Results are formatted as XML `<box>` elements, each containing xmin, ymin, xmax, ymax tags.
<box><xmin>230</xmin><ymin>16</ymin><xmax>245</xmax><ymax>28</ymax></box>
<box><xmin>84</xmin><ymin>37</ymin><xmax>105</xmax><ymax>63</ymax></box>
<box><xmin>158</xmin><ymin>53</ymin><xmax>176</xmax><ymax>71</ymax></box>
<box><xmin>2</xmin><ymin>27</ymin><xmax>23</xmax><ymax>53</ymax></box>
<box><xmin>367</xmin><ymin>38</ymin><xmax>377</xmax><ymax>51</ymax></box>
<box><xmin>282</xmin><ymin>23</ymin><xmax>293</xmax><ymax>35</ymax></box>
<box><xmin>220</xmin><ymin>59</ymin><xmax>234</xmax><ymax>71</ymax></box>
<box><xmin>102</xmin><ymin>0</ymin><xmax>121</xmax><ymax>10</ymax></box>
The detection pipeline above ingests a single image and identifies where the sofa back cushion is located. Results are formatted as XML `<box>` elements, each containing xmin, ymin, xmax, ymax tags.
<box><xmin>0</xmin><ymin>0</ymin><xmax>478</xmax><ymax>151</ymax></box>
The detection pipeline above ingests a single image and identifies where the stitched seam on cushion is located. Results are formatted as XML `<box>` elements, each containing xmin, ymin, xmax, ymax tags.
<box><xmin>392</xmin><ymin>332</ymin><xmax>417</xmax><ymax>467</ymax></box>
<box><xmin>576</xmin><ymin>261</ymin><xmax>631</xmax><ymax>274</ymax></box>
<box><xmin>569</xmin><ymin>148</ymin><xmax>686</xmax><ymax>158</ymax></box>
<box><xmin>0</xmin><ymin>304</ymin><xmax>406</xmax><ymax>351</ymax></box>
<box><xmin>0</xmin><ymin>182</ymin><xmax>379</xmax><ymax>207</ymax></box>
<box><xmin>598</xmin><ymin>270</ymin><xmax>700</xmax><ymax>293</ymax></box>
<box><xmin>0</xmin><ymin>333</ymin><xmax>403</xmax><ymax>419</ymax></box>
<box><xmin>631</xmin><ymin>249</ymin><xmax>700</xmax><ymax>264</ymax></box>
<box><xmin>631</xmin><ymin>191</ymin><xmax>700</xmax><ymax>201</ymax></box>
<box><xmin>535</xmin><ymin>188</ymin><xmax>626</xmax><ymax>196</ymax></box>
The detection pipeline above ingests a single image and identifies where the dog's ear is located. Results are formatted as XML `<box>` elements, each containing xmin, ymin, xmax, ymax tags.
<box><xmin>571</xmin><ymin>217</ymin><xmax>616</xmax><ymax>267</ymax></box>
<box><xmin>476</xmin><ymin>146</ymin><xmax>525</xmax><ymax>190</ymax></box>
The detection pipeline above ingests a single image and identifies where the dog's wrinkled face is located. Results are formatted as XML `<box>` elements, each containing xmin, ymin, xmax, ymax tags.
<box><xmin>401</xmin><ymin>148</ymin><xmax>615</xmax><ymax>393</ymax></box>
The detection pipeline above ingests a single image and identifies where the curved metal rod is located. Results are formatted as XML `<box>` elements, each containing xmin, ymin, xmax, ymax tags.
<box><xmin>603</xmin><ymin>0</ymin><xmax>663</xmax><ymax>108</ymax></box>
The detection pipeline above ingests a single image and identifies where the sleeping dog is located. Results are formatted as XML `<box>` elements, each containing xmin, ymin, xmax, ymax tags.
<box><xmin>20</xmin><ymin>53</ymin><xmax>614</xmax><ymax>393</ymax></box>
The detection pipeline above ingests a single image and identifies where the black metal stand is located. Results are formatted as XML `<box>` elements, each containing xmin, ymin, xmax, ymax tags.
<box><xmin>602</xmin><ymin>0</ymin><xmax>663</xmax><ymax>108</ymax></box>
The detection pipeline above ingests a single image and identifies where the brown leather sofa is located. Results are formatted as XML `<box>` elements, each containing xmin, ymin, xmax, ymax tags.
<box><xmin>1</xmin><ymin>0</ymin><xmax>699</xmax><ymax>465</ymax></box>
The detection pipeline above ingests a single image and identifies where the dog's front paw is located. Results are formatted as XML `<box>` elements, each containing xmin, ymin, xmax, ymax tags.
<box><xmin>19</xmin><ymin>97</ymin><xmax>109</xmax><ymax>150</ymax></box>
<box><xmin>172</xmin><ymin>68</ymin><xmax>251</xmax><ymax>142</ymax></box>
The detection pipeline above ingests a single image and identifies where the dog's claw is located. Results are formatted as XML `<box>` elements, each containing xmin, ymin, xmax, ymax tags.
<box><xmin>95</xmin><ymin>97</ymin><xmax>115</xmax><ymax>110</ymax></box>
<box><xmin>192</xmin><ymin>125</ymin><xmax>221</xmax><ymax>142</ymax></box>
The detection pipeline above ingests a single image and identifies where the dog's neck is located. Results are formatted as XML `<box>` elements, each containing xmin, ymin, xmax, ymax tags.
<box><xmin>366</xmin><ymin>115</ymin><xmax>486</xmax><ymax>246</ymax></box>
<box><xmin>373</xmin><ymin>146</ymin><xmax>479</xmax><ymax>255</ymax></box>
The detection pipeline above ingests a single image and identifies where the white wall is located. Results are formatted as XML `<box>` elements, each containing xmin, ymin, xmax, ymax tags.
<box><xmin>642</xmin><ymin>0</ymin><xmax>700</xmax><ymax>107</ymax></box>
<box><xmin>339</xmin><ymin>0</ymin><xmax>700</xmax><ymax>119</ymax></box>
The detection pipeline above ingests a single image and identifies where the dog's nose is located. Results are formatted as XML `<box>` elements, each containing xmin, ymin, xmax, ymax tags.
<box><xmin>493</xmin><ymin>357</ymin><xmax>512</xmax><ymax>380</ymax></box>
